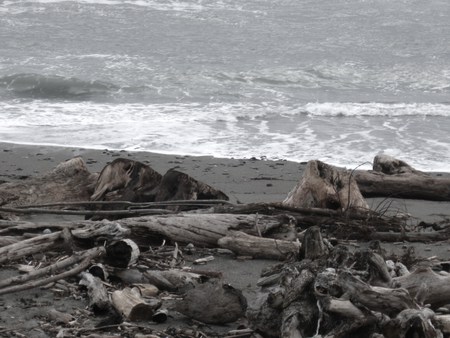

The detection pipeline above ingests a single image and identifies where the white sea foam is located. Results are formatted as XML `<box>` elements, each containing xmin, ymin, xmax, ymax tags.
<box><xmin>1</xmin><ymin>100</ymin><xmax>449</xmax><ymax>171</ymax></box>
<box><xmin>302</xmin><ymin>102</ymin><xmax>450</xmax><ymax>117</ymax></box>
<box><xmin>0</xmin><ymin>0</ymin><xmax>255</xmax><ymax>14</ymax></box>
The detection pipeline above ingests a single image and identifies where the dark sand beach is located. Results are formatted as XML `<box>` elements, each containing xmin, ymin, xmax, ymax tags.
<box><xmin>1</xmin><ymin>142</ymin><xmax>450</xmax><ymax>337</ymax></box>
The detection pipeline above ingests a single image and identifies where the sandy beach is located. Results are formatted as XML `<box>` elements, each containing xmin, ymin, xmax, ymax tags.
<box><xmin>1</xmin><ymin>142</ymin><xmax>450</xmax><ymax>337</ymax></box>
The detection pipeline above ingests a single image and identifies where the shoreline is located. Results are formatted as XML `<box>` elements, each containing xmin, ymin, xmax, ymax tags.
<box><xmin>0</xmin><ymin>141</ymin><xmax>304</xmax><ymax>204</ymax></box>
<box><xmin>1</xmin><ymin>141</ymin><xmax>450</xmax><ymax>223</ymax></box>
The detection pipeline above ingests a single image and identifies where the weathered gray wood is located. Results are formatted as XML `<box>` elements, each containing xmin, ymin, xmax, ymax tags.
<box><xmin>90</xmin><ymin>158</ymin><xmax>162</xmax><ymax>202</ymax></box>
<box><xmin>0</xmin><ymin>247</ymin><xmax>105</xmax><ymax>296</ymax></box>
<box><xmin>394</xmin><ymin>266</ymin><xmax>450</xmax><ymax>308</ymax></box>
<box><xmin>111</xmin><ymin>287</ymin><xmax>161</xmax><ymax>321</ymax></box>
<box><xmin>354</xmin><ymin>154</ymin><xmax>450</xmax><ymax>201</ymax></box>
<box><xmin>218</xmin><ymin>231</ymin><xmax>301</xmax><ymax>260</ymax></box>
<box><xmin>0</xmin><ymin>157</ymin><xmax>97</xmax><ymax>207</ymax></box>
<box><xmin>283</xmin><ymin>160</ymin><xmax>369</xmax><ymax>211</ymax></box>
<box><xmin>79</xmin><ymin>272</ymin><xmax>111</xmax><ymax>314</ymax></box>
<box><xmin>120</xmin><ymin>213</ymin><xmax>290</xmax><ymax>248</ymax></box>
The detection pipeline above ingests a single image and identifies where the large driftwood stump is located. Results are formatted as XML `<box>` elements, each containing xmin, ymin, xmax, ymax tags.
<box><xmin>91</xmin><ymin>159</ymin><xmax>228</xmax><ymax>204</ymax></box>
<box><xmin>283</xmin><ymin>160</ymin><xmax>369</xmax><ymax>211</ymax></box>
<box><xmin>153</xmin><ymin>168</ymin><xmax>229</xmax><ymax>204</ymax></box>
<box><xmin>0</xmin><ymin>157</ymin><xmax>97</xmax><ymax>207</ymax></box>
<box><xmin>91</xmin><ymin>158</ymin><xmax>162</xmax><ymax>202</ymax></box>
<box><xmin>355</xmin><ymin>154</ymin><xmax>450</xmax><ymax>200</ymax></box>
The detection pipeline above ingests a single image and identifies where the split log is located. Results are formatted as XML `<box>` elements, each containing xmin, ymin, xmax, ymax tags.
<box><xmin>79</xmin><ymin>271</ymin><xmax>112</xmax><ymax>314</ymax></box>
<box><xmin>111</xmin><ymin>287</ymin><xmax>161</xmax><ymax>322</ymax></box>
<box><xmin>0</xmin><ymin>157</ymin><xmax>97</xmax><ymax>207</ymax></box>
<box><xmin>354</xmin><ymin>154</ymin><xmax>450</xmax><ymax>201</ymax></box>
<box><xmin>283</xmin><ymin>160</ymin><xmax>369</xmax><ymax>212</ymax></box>
<box><xmin>217</xmin><ymin>231</ymin><xmax>300</xmax><ymax>260</ymax></box>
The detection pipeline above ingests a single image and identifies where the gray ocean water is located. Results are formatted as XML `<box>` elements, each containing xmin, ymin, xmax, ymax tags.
<box><xmin>0</xmin><ymin>0</ymin><xmax>449</xmax><ymax>170</ymax></box>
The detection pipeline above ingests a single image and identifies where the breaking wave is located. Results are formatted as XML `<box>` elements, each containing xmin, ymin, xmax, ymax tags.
<box><xmin>0</xmin><ymin>73</ymin><xmax>119</xmax><ymax>100</ymax></box>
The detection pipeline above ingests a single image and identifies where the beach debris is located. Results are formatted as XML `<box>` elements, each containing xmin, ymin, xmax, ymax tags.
<box><xmin>247</xmin><ymin>228</ymin><xmax>450</xmax><ymax>337</ymax></box>
<box><xmin>283</xmin><ymin>159</ymin><xmax>369</xmax><ymax>211</ymax></box>
<box><xmin>0</xmin><ymin>156</ymin><xmax>97</xmax><ymax>207</ymax></box>
<box><xmin>1</xmin><ymin>155</ymin><xmax>450</xmax><ymax>337</ymax></box>
<box><xmin>79</xmin><ymin>271</ymin><xmax>113</xmax><ymax>315</ymax></box>
<box><xmin>354</xmin><ymin>154</ymin><xmax>450</xmax><ymax>201</ymax></box>
<box><xmin>105</xmin><ymin>238</ymin><xmax>140</xmax><ymax>268</ymax></box>
<box><xmin>90</xmin><ymin>158</ymin><xmax>162</xmax><ymax>202</ymax></box>
<box><xmin>111</xmin><ymin>286</ymin><xmax>162</xmax><ymax>322</ymax></box>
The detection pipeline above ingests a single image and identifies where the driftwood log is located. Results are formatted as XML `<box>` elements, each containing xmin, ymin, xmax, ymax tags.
<box><xmin>79</xmin><ymin>271</ymin><xmax>112</xmax><ymax>314</ymax></box>
<box><xmin>248</xmin><ymin>228</ymin><xmax>450</xmax><ymax>338</ymax></box>
<box><xmin>111</xmin><ymin>287</ymin><xmax>161</xmax><ymax>322</ymax></box>
<box><xmin>354</xmin><ymin>154</ymin><xmax>450</xmax><ymax>201</ymax></box>
<box><xmin>0</xmin><ymin>157</ymin><xmax>97</xmax><ymax>207</ymax></box>
<box><xmin>89</xmin><ymin>158</ymin><xmax>229</xmax><ymax>215</ymax></box>
<box><xmin>90</xmin><ymin>158</ymin><xmax>162</xmax><ymax>202</ymax></box>
<box><xmin>283</xmin><ymin>160</ymin><xmax>369</xmax><ymax>212</ymax></box>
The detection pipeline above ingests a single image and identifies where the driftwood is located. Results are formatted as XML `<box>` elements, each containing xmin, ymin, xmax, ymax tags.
<box><xmin>0</xmin><ymin>157</ymin><xmax>97</xmax><ymax>207</ymax></box>
<box><xmin>218</xmin><ymin>231</ymin><xmax>300</xmax><ymax>260</ymax></box>
<box><xmin>111</xmin><ymin>287</ymin><xmax>161</xmax><ymax>322</ymax></box>
<box><xmin>89</xmin><ymin>159</ymin><xmax>229</xmax><ymax>216</ymax></box>
<box><xmin>283</xmin><ymin>160</ymin><xmax>369</xmax><ymax>211</ymax></box>
<box><xmin>91</xmin><ymin>158</ymin><xmax>162</xmax><ymax>202</ymax></box>
<box><xmin>0</xmin><ymin>247</ymin><xmax>105</xmax><ymax>296</ymax></box>
<box><xmin>79</xmin><ymin>271</ymin><xmax>112</xmax><ymax>314</ymax></box>
<box><xmin>355</xmin><ymin>154</ymin><xmax>450</xmax><ymax>201</ymax></box>
<box><xmin>105</xmin><ymin>239</ymin><xmax>140</xmax><ymax>268</ymax></box>
<box><xmin>248</xmin><ymin>228</ymin><xmax>450</xmax><ymax>337</ymax></box>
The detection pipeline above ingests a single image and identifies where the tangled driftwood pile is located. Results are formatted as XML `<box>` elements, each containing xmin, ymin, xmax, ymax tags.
<box><xmin>1</xmin><ymin>154</ymin><xmax>450</xmax><ymax>337</ymax></box>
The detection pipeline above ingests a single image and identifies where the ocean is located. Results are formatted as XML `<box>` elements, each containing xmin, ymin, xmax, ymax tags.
<box><xmin>0</xmin><ymin>0</ymin><xmax>449</xmax><ymax>171</ymax></box>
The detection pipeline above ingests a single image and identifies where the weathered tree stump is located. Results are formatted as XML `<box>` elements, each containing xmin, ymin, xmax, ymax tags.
<box><xmin>283</xmin><ymin>160</ymin><xmax>369</xmax><ymax>211</ymax></box>
<box><xmin>0</xmin><ymin>157</ymin><xmax>97</xmax><ymax>207</ymax></box>
<box><xmin>91</xmin><ymin>158</ymin><xmax>162</xmax><ymax>202</ymax></box>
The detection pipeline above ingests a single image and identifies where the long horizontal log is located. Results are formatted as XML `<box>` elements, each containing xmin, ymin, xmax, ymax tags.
<box><xmin>353</xmin><ymin>155</ymin><xmax>450</xmax><ymax>201</ymax></box>
<box><xmin>218</xmin><ymin>231</ymin><xmax>300</xmax><ymax>260</ymax></box>
<box><xmin>354</xmin><ymin>170</ymin><xmax>450</xmax><ymax>201</ymax></box>
<box><xmin>118</xmin><ymin>213</ymin><xmax>288</xmax><ymax>247</ymax></box>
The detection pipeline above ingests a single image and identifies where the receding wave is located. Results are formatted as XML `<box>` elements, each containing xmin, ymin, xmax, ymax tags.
<box><xmin>0</xmin><ymin>73</ymin><xmax>119</xmax><ymax>100</ymax></box>
<box><xmin>301</xmin><ymin>102</ymin><xmax>450</xmax><ymax>117</ymax></box>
